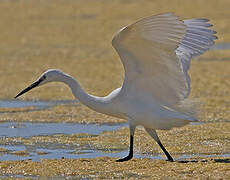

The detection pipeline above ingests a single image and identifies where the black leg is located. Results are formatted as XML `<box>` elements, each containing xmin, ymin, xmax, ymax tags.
<box><xmin>116</xmin><ymin>125</ymin><xmax>135</xmax><ymax>162</ymax></box>
<box><xmin>157</xmin><ymin>140</ymin><xmax>174</xmax><ymax>162</ymax></box>
<box><xmin>144</xmin><ymin>128</ymin><xmax>174</xmax><ymax>162</ymax></box>
<box><xmin>116</xmin><ymin>135</ymin><xmax>134</xmax><ymax>162</ymax></box>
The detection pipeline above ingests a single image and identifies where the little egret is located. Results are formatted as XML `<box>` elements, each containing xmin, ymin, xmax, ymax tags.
<box><xmin>15</xmin><ymin>13</ymin><xmax>217</xmax><ymax>162</ymax></box>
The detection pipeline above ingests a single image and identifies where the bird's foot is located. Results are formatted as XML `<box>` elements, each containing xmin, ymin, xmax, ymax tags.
<box><xmin>116</xmin><ymin>154</ymin><xmax>133</xmax><ymax>162</ymax></box>
<box><xmin>166</xmin><ymin>156</ymin><xmax>174</xmax><ymax>162</ymax></box>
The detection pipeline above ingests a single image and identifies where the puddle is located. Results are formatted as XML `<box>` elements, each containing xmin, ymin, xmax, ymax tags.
<box><xmin>0</xmin><ymin>122</ymin><xmax>127</xmax><ymax>138</ymax></box>
<box><xmin>177</xmin><ymin>153</ymin><xmax>230</xmax><ymax>160</ymax></box>
<box><xmin>0</xmin><ymin>174</ymin><xmax>38</xmax><ymax>179</ymax></box>
<box><xmin>190</xmin><ymin>121</ymin><xmax>206</xmax><ymax>126</ymax></box>
<box><xmin>0</xmin><ymin>100</ymin><xmax>228</xmax><ymax>163</ymax></box>
<box><xmin>0</xmin><ymin>143</ymin><xmax>162</xmax><ymax>162</ymax></box>
<box><xmin>0</xmin><ymin>99</ymin><xmax>78</xmax><ymax>109</ymax></box>
<box><xmin>0</xmin><ymin>121</ymin><xmax>204</xmax><ymax>139</ymax></box>
<box><xmin>0</xmin><ymin>121</ymin><xmax>128</xmax><ymax>161</ymax></box>
<box><xmin>0</xmin><ymin>121</ymin><xmax>228</xmax><ymax>162</ymax></box>
<box><xmin>0</xmin><ymin>143</ymin><xmax>229</xmax><ymax>162</ymax></box>
<box><xmin>0</xmin><ymin>99</ymin><xmax>79</xmax><ymax>114</ymax></box>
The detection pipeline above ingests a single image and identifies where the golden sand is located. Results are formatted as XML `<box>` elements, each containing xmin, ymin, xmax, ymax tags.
<box><xmin>0</xmin><ymin>0</ymin><xmax>229</xmax><ymax>179</ymax></box>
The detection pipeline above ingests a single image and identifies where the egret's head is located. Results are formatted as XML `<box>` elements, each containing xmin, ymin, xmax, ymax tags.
<box><xmin>15</xmin><ymin>69</ymin><xmax>66</xmax><ymax>98</ymax></box>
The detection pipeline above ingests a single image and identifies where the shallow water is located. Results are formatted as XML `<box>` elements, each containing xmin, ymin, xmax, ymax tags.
<box><xmin>0</xmin><ymin>119</ymin><xmax>127</xmax><ymax>162</ymax></box>
<box><xmin>0</xmin><ymin>121</ymin><xmax>228</xmax><ymax>162</ymax></box>
<box><xmin>0</xmin><ymin>99</ymin><xmax>221</xmax><ymax>162</ymax></box>
<box><xmin>177</xmin><ymin>153</ymin><xmax>230</xmax><ymax>160</ymax></box>
<box><xmin>0</xmin><ymin>142</ymin><xmax>229</xmax><ymax>162</ymax></box>
<box><xmin>0</xmin><ymin>144</ymin><xmax>128</xmax><ymax>162</ymax></box>
<box><xmin>0</xmin><ymin>99</ymin><xmax>128</xmax><ymax>161</ymax></box>
<box><xmin>0</xmin><ymin>99</ymin><xmax>78</xmax><ymax>109</ymax></box>
<box><xmin>0</xmin><ymin>121</ymin><xmax>128</xmax><ymax>162</ymax></box>
<box><xmin>0</xmin><ymin>122</ymin><xmax>127</xmax><ymax>138</ymax></box>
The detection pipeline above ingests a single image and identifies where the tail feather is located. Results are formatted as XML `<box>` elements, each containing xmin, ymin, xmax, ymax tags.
<box><xmin>172</xmin><ymin>98</ymin><xmax>201</xmax><ymax>121</ymax></box>
<box><xmin>157</xmin><ymin>99</ymin><xmax>200</xmax><ymax>130</ymax></box>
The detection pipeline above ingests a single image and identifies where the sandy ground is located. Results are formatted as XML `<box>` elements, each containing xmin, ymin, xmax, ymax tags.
<box><xmin>0</xmin><ymin>0</ymin><xmax>229</xmax><ymax>179</ymax></box>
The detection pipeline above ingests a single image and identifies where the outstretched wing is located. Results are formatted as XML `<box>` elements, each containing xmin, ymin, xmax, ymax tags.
<box><xmin>176</xmin><ymin>18</ymin><xmax>217</xmax><ymax>97</ymax></box>
<box><xmin>112</xmin><ymin>13</ymin><xmax>216</xmax><ymax>108</ymax></box>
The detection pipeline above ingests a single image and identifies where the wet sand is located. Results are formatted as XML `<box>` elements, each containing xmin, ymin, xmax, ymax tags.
<box><xmin>0</xmin><ymin>0</ymin><xmax>229</xmax><ymax>179</ymax></box>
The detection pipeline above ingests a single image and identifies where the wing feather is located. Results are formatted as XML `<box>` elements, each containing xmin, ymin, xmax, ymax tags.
<box><xmin>176</xmin><ymin>18</ymin><xmax>217</xmax><ymax>98</ymax></box>
<box><xmin>112</xmin><ymin>13</ymin><xmax>216</xmax><ymax>113</ymax></box>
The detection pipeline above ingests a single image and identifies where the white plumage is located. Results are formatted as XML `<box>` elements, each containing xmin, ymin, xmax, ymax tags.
<box><xmin>15</xmin><ymin>13</ymin><xmax>217</xmax><ymax>162</ymax></box>
<box><xmin>112</xmin><ymin>13</ymin><xmax>216</xmax><ymax>130</ymax></box>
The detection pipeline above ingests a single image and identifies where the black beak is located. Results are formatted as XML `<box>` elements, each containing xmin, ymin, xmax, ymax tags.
<box><xmin>15</xmin><ymin>79</ymin><xmax>42</xmax><ymax>98</ymax></box>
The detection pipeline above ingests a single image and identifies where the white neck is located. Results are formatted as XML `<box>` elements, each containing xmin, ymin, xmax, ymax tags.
<box><xmin>60</xmin><ymin>74</ymin><xmax>110</xmax><ymax>114</ymax></box>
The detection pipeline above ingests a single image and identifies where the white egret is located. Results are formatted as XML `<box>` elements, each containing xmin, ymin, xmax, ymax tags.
<box><xmin>15</xmin><ymin>13</ymin><xmax>217</xmax><ymax>162</ymax></box>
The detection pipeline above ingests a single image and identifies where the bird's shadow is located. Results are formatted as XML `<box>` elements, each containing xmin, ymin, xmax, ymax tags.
<box><xmin>212</xmin><ymin>158</ymin><xmax>230</xmax><ymax>163</ymax></box>
<box><xmin>177</xmin><ymin>158</ymin><xmax>230</xmax><ymax>164</ymax></box>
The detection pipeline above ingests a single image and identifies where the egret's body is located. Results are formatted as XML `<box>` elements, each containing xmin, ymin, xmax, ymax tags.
<box><xmin>15</xmin><ymin>13</ymin><xmax>217</xmax><ymax>162</ymax></box>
